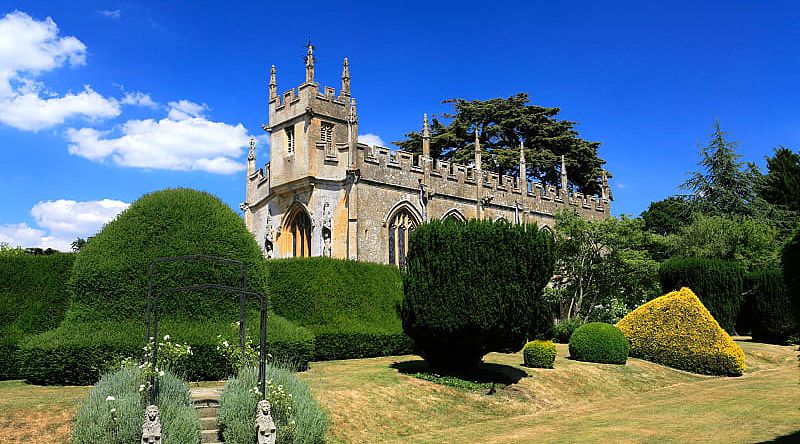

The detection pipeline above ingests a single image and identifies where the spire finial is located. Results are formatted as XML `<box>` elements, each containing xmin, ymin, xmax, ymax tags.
<box><xmin>519</xmin><ymin>139</ymin><xmax>526</xmax><ymax>181</ymax></box>
<box><xmin>348</xmin><ymin>98</ymin><xmax>357</xmax><ymax>124</ymax></box>
<box><xmin>304</xmin><ymin>38</ymin><xmax>315</xmax><ymax>83</ymax></box>
<box><xmin>474</xmin><ymin>128</ymin><xmax>482</xmax><ymax>170</ymax></box>
<box><xmin>341</xmin><ymin>57</ymin><xmax>351</xmax><ymax>96</ymax></box>
<box><xmin>561</xmin><ymin>155</ymin><xmax>569</xmax><ymax>194</ymax></box>
<box><xmin>248</xmin><ymin>137</ymin><xmax>256</xmax><ymax>160</ymax></box>
<box><xmin>269</xmin><ymin>65</ymin><xmax>277</xmax><ymax>99</ymax></box>
<box><xmin>422</xmin><ymin>114</ymin><xmax>430</xmax><ymax>138</ymax></box>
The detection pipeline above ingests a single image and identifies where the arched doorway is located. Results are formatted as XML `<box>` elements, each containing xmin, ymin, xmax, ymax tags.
<box><xmin>283</xmin><ymin>205</ymin><xmax>312</xmax><ymax>257</ymax></box>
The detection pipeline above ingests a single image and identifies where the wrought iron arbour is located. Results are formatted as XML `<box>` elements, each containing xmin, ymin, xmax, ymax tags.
<box><xmin>145</xmin><ymin>255</ymin><xmax>268</xmax><ymax>403</ymax></box>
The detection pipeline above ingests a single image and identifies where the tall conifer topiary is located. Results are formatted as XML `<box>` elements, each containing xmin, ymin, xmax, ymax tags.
<box><xmin>401</xmin><ymin>219</ymin><xmax>554</xmax><ymax>370</ymax></box>
<box><xmin>782</xmin><ymin>229</ymin><xmax>800</xmax><ymax>326</ymax></box>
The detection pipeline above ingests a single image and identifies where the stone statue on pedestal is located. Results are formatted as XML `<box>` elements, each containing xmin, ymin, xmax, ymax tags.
<box><xmin>255</xmin><ymin>399</ymin><xmax>277</xmax><ymax>444</ymax></box>
<box><xmin>141</xmin><ymin>405</ymin><xmax>162</xmax><ymax>444</ymax></box>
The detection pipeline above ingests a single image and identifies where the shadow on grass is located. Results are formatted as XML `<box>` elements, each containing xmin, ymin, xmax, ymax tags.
<box><xmin>390</xmin><ymin>359</ymin><xmax>528</xmax><ymax>386</ymax></box>
<box><xmin>757</xmin><ymin>430</ymin><xmax>800</xmax><ymax>443</ymax></box>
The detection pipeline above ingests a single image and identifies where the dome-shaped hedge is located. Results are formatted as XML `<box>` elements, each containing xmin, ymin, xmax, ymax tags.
<box><xmin>617</xmin><ymin>287</ymin><xmax>746</xmax><ymax>376</ymax></box>
<box><xmin>568</xmin><ymin>322</ymin><xmax>629</xmax><ymax>364</ymax></box>
<box><xmin>523</xmin><ymin>340</ymin><xmax>557</xmax><ymax>368</ymax></box>
<box><xmin>68</xmin><ymin>188</ymin><xmax>265</xmax><ymax>322</ymax></box>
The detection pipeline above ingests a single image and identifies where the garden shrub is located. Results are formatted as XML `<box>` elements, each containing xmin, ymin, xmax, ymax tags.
<box><xmin>0</xmin><ymin>253</ymin><xmax>74</xmax><ymax>379</ymax></box>
<box><xmin>552</xmin><ymin>317</ymin><xmax>584</xmax><ymax>344</ymax></box>
<box><xmin>783</xmin><ymin>229</ymin><xmax>800</xmax><ymax>325</ymax></box>
<box><xmin>17</xmin><ymin>315</ymin><xmax>314</xmax><ymax>385</ymax></box>
<box><xmin>523</xmin><ymin>340</ymin><xmax>557</xmax><ymax>368</ymax></box>
<box><xmin>402</xmin><ymin>219</ymin><xmax>555</xmax><ymax>369</ymax></box>
<box><xmin>265</xmin><ymin>257</ymin><xmax>413</xmax><ymax>360</ymax></box>
<box><xmin>745</xmin><ymin>269</ymin><xmax>796</xmax><ymax>343</ymax></box>
<box><xmin>659</xmin><ymin>257</ymin><xmax>745</xmax><ymax>334</ymax></box>
<box><xmin>218</xmin><ymin>365</ymin><xmax>327</xmax><ymax>444</ymax></box>
<box><xmin>72</xmin><ymin>364</ymin><xmax>199</xmax><ymax>443</ymax></box>
<box><xmin>68</xmin><ymin>188</ymin><xmax>266</xmax><ymax>324</ymax></box>
<box><xmin>568</xmin><ymin>322</ymin><xmax>629</xmax><ymax>364</ymax></box>
<box><xmin>616</xmin><ymin>287</ymin><xmax>746</xmax><ymax>376</ymax></box>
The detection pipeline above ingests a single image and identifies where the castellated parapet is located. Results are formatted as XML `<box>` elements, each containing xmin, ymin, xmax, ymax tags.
<box><xmin>244</xmin><ymin>46</ymin><xmax>610</xmax><ymax>266</ymax></box>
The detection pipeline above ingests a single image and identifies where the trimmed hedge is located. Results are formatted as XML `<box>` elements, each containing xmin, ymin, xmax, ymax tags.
<box><xmin>68</xmin><ymin>188</ymin><xmax>266</xmax><ymax>324</ymax></box>
<box><xmin>402</xmin><ymin>219</ymin><xmax>555</xmax><ymax>369</ymax></box>
<box><xmin>568</xmin><ymin>322</ymin><xmax>629</xmax><ymax>364</ymax></box>
<box><xmin>659</xmin><ymin>257</ymin><xmax>745</xmax><ymax>334</ymax></box>
<box><xmin>617</xmin><ymin>287</ymin><xmax>746</xmax><ymax>376</ymax></box>
<box><xmin>17</xmin><ymin>315</ymin><xmax>314</xmax><ymax>385</ymax></box>
<box><xmin>744</xmin><ymin>269</ymin><xmax>796</xmax><ymax>343</ymax></box>
<box><xmin>523</xmin><ymin>340</ymin><xmax>557</xmax><ymax>368</ymax></box>
<box><xmin>72</xmin><ymin>365</ymin><xmax>200</xmax><ymax>443</ymax></box>
<box><xmin>783</xmin><ymin>229</ymin><xmax>800</xmax><ymax>326</ymax></box>
<box><xmin>0</xmin><ymin>253</ymin><xmax>75</xmax><ymax>379</ymax></box>
<box><xmin>265</xmin><ymin>257</ymin><xmax>413</xmax><ymax>360</ymax></box>
<box><xmin>218</xmin><ymin>365</ymin><xmax>327</xmax><ymax>444</ymax></box>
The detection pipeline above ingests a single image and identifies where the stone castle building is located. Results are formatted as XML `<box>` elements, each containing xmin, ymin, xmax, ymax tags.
<box><xmin>243</xmin><ymin>45</ymin><xmax>611</xmax><ymax>266</ymax></box>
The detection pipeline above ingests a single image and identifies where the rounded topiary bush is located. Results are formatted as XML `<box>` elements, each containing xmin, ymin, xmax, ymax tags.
<box><xmin>552</xmin><ymin>318</ymin><xmax>584</xmax><ymax>344</ymax></box>
<box><xmin>523</xmin><ymin>340</ymin><xmax>557</xmax><ymax>368</ymax></box>
<box><xmin>568</xmin><ymin>322</ymin><xmax>629</xmax><ymax>364</ymax></box>
<box><xmin>659</xmin><ymin>257</ymin><xmax>744</xmax><ymax>334</ymax></box>
<box><xmin>401</xmin><ymin>219</ymin><xmax>555</xmax><ymax>370</ymax></box>
<box><xmin>69</xmin><ymin>188</ymin><xmax>265</xmax><ymax>323</ymax></box>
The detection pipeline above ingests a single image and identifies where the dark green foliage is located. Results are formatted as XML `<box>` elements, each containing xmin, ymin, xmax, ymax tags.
<box><xmin>641</xmin><ymin>197</ymin><xmax>695</xmax><ymax>235</ymax></box>
<box><xmin>72</xmin><ymin>365</ymin><xmax>199</xmax><ymax>443</ymax></box>
<box><xmin>552</xmin><ymin>318</ymin><xmax>584</xmax><ymax>344</ymax></box>
<box><xmin>523</xmin><ymin>340</ymin><xmax>557</xmax><ymax>368</ymax></box>
<box><xmin>265</xmin><ymin>257</ymin><xmax>413</xmax><ymax>360</ymax></box>
<box><xmin>393</xmin><ymin>93</ymin><xmax>606</xmax><ymax>194</ymax></box>
<box><xmin>760</xmin><ymin>147</ymin><xmax>800</xmax><ymax>212</ymax></box>
<box><xmin>782</xmin><ymin>230</ymin><xmax>800</xmax><ymax>326</ymax></box>
<box><xmin>659</xmin><ymin>257</ymin><xmax>745</xmax><ymax>334</ymax></box>
<box><xmin>68</xmin><ymin>188</ymin><xmax>265</xmax><ymax>323</ymax></box>
<box><xmin>218</xmin><ymin>365</ymin><xmax>327</xmax><ymax>444</ymax></box>
<box><xmin>16</xmin><ymin>315</ymin><xmax>314</xmax><ymax>385</ymax></box>
<box><xmin>744</xmin><ymin>269</ymin><xmax>796</xmax><ymax>343</ymax></box>
<box><xmin>401</xmin><ymin>219</ymin><xmax>555</xmax><ymax>370</ymax></box>
<box><xmin>568</xmin><ymin>322</ymin><xmax>629</xmax><ymax>364</ymax></box>
<box><xmin>0</xmin><ymin>253</ymin><xmax>75</xmax><ymax>379</ymax></box>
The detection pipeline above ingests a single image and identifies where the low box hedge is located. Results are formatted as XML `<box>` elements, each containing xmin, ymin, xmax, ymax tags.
<box><xmin>568</xmin><ymin>322</ymin><xmax>629</xmax><ymax>365</ymax></box>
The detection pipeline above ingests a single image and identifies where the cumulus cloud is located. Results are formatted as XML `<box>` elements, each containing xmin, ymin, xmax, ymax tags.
<box><xmin>97</xmin><ymin>10</ymin><xmax>121</xmax><ymax>19</ymax></box>
<box><xmin>121</xmin><ymin>91</ymin><xmax>158</xmax><ymax>108</ymax></box>
<box><xmin>0</xmin><ymin>11</ymin><xmax>120</xmax><ymax>130</ymax></box>
<box><xmin>67</xmin><ymin>100</ymin><xmax>250</xmax><ymax>174</ymax></box>
<box><xmin>358</xmin><ymin>133</ymin><xmax>386</xmax><ymax>147</ymax></box>
<box><xmin>0</xmin><ymin>198</ymin><xmax>129</xmax><ymax>251</ymax></box>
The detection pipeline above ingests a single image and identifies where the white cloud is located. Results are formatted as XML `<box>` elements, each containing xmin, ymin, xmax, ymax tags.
<box><xmin>0</xmin><ymin>11</ymin><xmax>120</xmax><ymax>130</ymax></box>
<box><xmin>358</xmin><ymin>133</ymin><xmax>386</xmax><ymax>147</ymax></box>
<box><xmin>97</xmin><ymin>10</ymin><xmax>121</xmax><ymax>19</ymax></box>
<box><xmin>121</xmin><ymin>92</ymin><xmax>158</xmax><ymax>108</ymax></box>
<box><xmin>67</xmin><ymin>100</ymin><xmax>250</xmax><ymax>174</ymax></box>
<box><xmin>0</xmin><ymin>198</ymin><xmax>129</xmax><ymax>251</ymax></box>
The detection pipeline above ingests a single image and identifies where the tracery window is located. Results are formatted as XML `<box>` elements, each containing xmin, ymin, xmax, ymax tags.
<box><xmin>285</xmin><ymin>206</ymin><xmax>311</xmax><ymax>257</ymax></box>
<box><xmin>388</xmin><ymin>208</ymin><xmax>418</xmax><ymax>267</ymax></box>
<box><xmin>286</xmin><ymin>127</ymin><xmax>295</xmax><ymax>155</ymax></box>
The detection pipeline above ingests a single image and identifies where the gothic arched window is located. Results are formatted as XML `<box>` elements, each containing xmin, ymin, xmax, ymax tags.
<box><xmin>441</xmin><ymin>209</ymin><xmax>466</xmax><ymax>223</ymax></box>
<box><xmin>285</xmin><ymin>206</ymin><xmax>312</xmax><ymax>257</ymax></box>
<box><xmin>388</xmin><ymin>207</ymin><xmax>418</xmax><ymax>267</ymax></box>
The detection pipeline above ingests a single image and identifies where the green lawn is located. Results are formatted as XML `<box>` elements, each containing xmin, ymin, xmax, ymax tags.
<box><xmin>1</xmin><ymin>341</ymin><xmax>797</xmax><ymax>443</ymax></box>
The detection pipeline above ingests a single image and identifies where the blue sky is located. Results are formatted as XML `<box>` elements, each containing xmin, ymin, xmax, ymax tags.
<box><xmin>1</xmin><ymin>1</ymin><xmax>798</xmax><ymax>250</ymax></box>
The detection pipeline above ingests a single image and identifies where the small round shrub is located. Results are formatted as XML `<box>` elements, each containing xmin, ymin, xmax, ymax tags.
<box><xmin>218</xmin><ymin>365</ymin><xmax>327</xmax><ymax>444</ymax></box>
<box><xmin>402</xmin><ymin>219</ymin><xmax>555</xmax><ymax>370</ymax></box>
<box><xmin>523</xmin><ymin>340</ymin><xmax>557</xmax><ymax>368</ymax></box>
<box><xmin>72</xmin><ymin>365</ymin><xmax>199</xmax><ymax>444</ymax></box>
<box><xmin>552</xmin><ymin>318</ymin><xmax>584</xmax><ymax>344</ymax></box>
<box><xmin>568</xmin><ymin>322</ymin><xmax>629</xmax><ymax>364</ymax></box>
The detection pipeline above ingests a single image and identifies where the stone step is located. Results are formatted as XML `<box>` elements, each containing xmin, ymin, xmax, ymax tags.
<box><xmin>201</xmin><ymin>429</ymin><xmax>221</xmax><ymax>443</ymax></box>
<box><xmin>200</xmin><ymin>416</ymin><xmax>217</xmax><ymax>430</ymax></box>
<box><xmin>196</xmin><ymin>406</ymin><xmax>219</xmax><ymax>418</ymax></box>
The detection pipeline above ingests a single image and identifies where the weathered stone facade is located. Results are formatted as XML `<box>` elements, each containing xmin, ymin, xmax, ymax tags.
<box><xmin>244</xmin><ymin>45</ymin><xmax>611</xmax><ymax>266</ymax></box>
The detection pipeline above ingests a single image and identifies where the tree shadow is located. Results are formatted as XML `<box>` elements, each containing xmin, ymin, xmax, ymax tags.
<box><xmin>390</xmin><ymin>359</ymin><xmax>528</xmax><ymax>385</ymax></box>
<box><xmin>756</xmin><ymin>430</ymin><xmax>800</xmax><ymax>443</ymax></box>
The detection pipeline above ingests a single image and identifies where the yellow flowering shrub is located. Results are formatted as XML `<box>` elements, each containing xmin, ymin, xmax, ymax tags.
<box><xmin>616</xmin><ymin>287</ymin><xmax>746</xmax><ymax>376</ymax></box>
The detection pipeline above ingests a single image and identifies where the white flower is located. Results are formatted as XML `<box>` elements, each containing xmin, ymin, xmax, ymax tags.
<box><xmin>163</xmin><ymin>334</ymin><xmax>170</xmax><ymax>341</ymax></box>
<box><xmin>158</xmin><ymin>370</ymin><xmax>165</xmax><ymax>377</ymax></box>
<box><xmin>223</xmin><ymin>340</ymin><xmax>230</xmax><ymax>347</ymax></box>
<box><xmin>110</xmin><ymin>408</ymin><xmax>116</xmax><ymax>414</ymax></box>
<box><xmin>105</xmin><ymin>396</ymin><xmax>115</xmax><ymax>401</ymax></box>
<box><xmin>139</xmin><ymin>384</ymin><xmax>146</xmax><ymax>392</ymax></box>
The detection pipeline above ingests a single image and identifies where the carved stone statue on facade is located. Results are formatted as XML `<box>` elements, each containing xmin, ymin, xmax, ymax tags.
<box><xmin>255</xmin><ymin>400</ymin><xmax>277</xmax><ymax>444</ymax></box>
<box><xmin>264</xmin><ymin>209</ymin><xmax>274</xmax><ymax>259</ymax></box>
<box><xmin>141</xmin><ymin>405</ymin><xmax>162</xmax><ymax>444</ymax></box>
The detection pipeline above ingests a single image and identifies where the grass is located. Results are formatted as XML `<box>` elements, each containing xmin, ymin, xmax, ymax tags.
<box><xmin>1</xmin><ymin>340</ymin><xmax>798</xmax><ymax>443</ymax></box>
<box><xmin>298</xmin><ymin>341</ymin><xmax>800</xmax><ymax>443</ymax></box>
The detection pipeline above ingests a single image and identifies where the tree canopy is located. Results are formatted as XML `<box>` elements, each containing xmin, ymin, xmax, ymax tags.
<box><xmin>393</xmin><ymin>93</ymin><xmax>606</xmax><ymax>195</ymax></box>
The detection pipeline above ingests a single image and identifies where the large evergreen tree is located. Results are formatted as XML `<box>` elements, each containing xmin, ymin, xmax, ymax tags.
<box><xmin>759</xmin><ymin>146</ymin><xmax>800</xmax><ymax>212</ymax></box>
<box><xmin>393</xmin><ymin>93</ymin><xmax>606</xmax><ymax>195</ymax></box>
<box><xmin>681</xmin><ymin>121</ymin><xmax>759</xmax><ymax>216</ymax></box>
